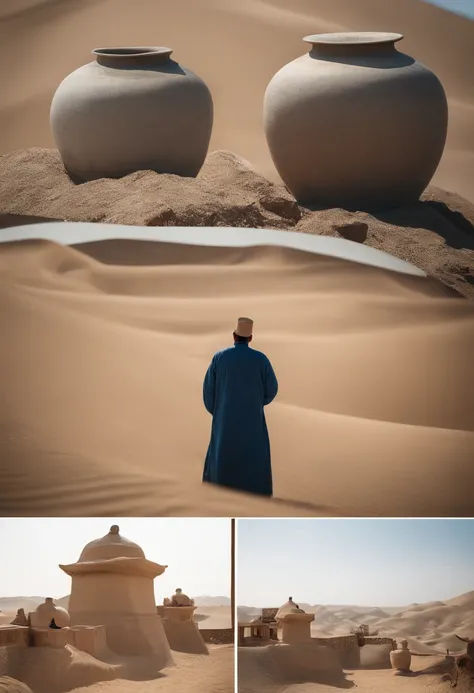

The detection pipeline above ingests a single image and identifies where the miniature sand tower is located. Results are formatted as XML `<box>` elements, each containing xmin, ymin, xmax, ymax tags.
<box><xmin>160</xmin><ymin>589</ymin><xmax>208</xmax><ymax>654</ymax></box>
<box><xmin>276</xmin><ymin>598</ymin><xmax>314</xmax><ymax>643</ymax></box>
<box><xmin>59</xmin><ymin>524</ymin><xmax>173</xmax><ymax>666</ymax></box>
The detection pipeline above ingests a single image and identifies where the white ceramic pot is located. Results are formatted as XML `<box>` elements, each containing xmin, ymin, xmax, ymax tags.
<box><xmin>263</xmin><ymin>32</ymin><xmax>448</xmax><ymax>210</ymax></box>
<box><xmin>51</xmin><ymin>47</ymin><xmax>214</xmax><ymax>182</ymax></box>
<box><xmin>34</xmin><ymin>597</ymin><xmax>70</xmax><ymax>628</ymax></box>
<box><xmin>390</xmin><ymin>640</ymin><xmax>411</xmax><ymax>672</ymax></box>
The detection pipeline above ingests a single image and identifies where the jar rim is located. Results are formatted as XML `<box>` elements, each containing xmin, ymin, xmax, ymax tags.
<box><xmin>92</xmin><ymin>46</ymin><xmax>173</xmax><ymax>58</ymax></box>
<box><xmin>303</xmin><ymin>32</ymin><xmax>403</xmax><ymax>46</ymax></box>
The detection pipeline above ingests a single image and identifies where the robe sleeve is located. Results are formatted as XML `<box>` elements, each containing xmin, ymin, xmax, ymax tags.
<box><xmin>263</xmin><ymin>357</ymin><xmax>278</xmax><ymax>406</ymax></box>
<box><xmin>203</xmin><ymin>356</ymin><xmax>217</xmax><ymax>415</ymax></box>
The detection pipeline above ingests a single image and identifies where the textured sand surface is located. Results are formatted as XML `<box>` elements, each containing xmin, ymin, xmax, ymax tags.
<box><xmin>1</xmin><ymin>149</ymin><xmax>473</xmax><ymax>297</ymax></box>
<box><xmin>13</xmin><ymin>645</ymin><xmax>232</xmax><ymax>693</ymax></box>
<box><xmin>70</xmin><ymin>647</ymin><xmax>233</xmax><ymax>693</ymax></box>
<box><xmin>0</xmin><ymin>0</ymin><xmax>473</xmax><ymax>202</ymax></box>
<box><xmin>239</xmin><ymin>651</ymin><xmax>474</xmax><ymax>692</ymax></box>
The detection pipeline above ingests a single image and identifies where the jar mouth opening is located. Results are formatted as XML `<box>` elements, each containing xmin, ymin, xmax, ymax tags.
<box><xmin>92</xmin><ymin>46</ymin><xmax>173</xmax><ymax>58</ymax></box>
<box><xmin>304</xmin><ymin>32</ymin><xmax>403</xmax><ymax>46</ymax></box>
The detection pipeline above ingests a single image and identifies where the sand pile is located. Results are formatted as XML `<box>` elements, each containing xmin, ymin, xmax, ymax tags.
<box><xmin>1</xmin><ymin>148</ymin><xmax>474</xmax><ymax>298</ymax></box>
<box><xmin>0</xmin><ymin>678</ymin><xmax>32</xmax><ymax>693</ymax></box>
<box><xmin>18</xmin><ymin>645</ymin><xmax>119</xmax><ymax>693</ymax></box>
<box><xmin>162</xmin><ymin>620</ymin><xmax>209</xmax><ymax>655</ymax></box>
<box><xmin>238</xmin><ymin>643</ymin><xmax>349</xmax><ymax>693</ymax></box>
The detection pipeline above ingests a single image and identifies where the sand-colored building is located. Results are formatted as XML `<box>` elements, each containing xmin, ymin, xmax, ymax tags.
<box><xmin>59</xmin><ymin>524</ymin><xmax>173</xmax><ymax>665</ymax></box>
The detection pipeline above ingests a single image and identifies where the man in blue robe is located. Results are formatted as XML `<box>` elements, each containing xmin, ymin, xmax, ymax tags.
<box><xmin>202</xmin><ymin>317</ymin><xmax>278</xmax><ymax>496</ymax></box>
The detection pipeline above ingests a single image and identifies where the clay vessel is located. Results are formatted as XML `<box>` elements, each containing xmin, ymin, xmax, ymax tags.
<box><xmin>50</xmin><ymin>47</ymin><xmax>214</xmax><ymax>182</ymax></box>
<box><xmin>33</xmin><ymin>597</ymin><xmax>70</xmax><ymax>628</ymax></box>
<box><xmin>390</xmin><ymin>639</ymin><xmax>411</xmax><ymax>672</ymax></box>
<box><xmin>263</xmin><ymin>33</ymin><xmax>448</xmax><ymax>210</ymax></box>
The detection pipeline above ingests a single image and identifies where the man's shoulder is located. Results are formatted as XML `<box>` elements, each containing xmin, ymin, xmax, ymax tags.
<box><xmin>212</xmin><ymin>346</ymin><xmax>234</xmax><ymax>361</ymax></box>
<box><xmin>212</xmin><ymin>346</ymin><xmax>269</xmax><ymax>362</ymax></box>
<box><xmin>248</xmin><ymin>348</ymin><xmax>270</xmax><ymax>363</ymax></box>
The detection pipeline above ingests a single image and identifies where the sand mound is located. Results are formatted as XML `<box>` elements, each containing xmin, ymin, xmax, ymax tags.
<box><xmin>18</xmin><ymin>645</ymin><xmax>119</xmax><ymax>693</ymax></box>
<box><xmin>162</xmin><ymin>620</ymin><xmax>209</xmax><ymax>655</ymax></box>
<box><xmin>1</xmin><ymin>148</ymin><xmax>474</xmax><ymax>297</ymax></box>
<box><xmin>238</xmin><ymin>643</ymin><xmax>349</xmax><ymax>693</ymax></box>
<box><xmin>247</xmin><ymin>591</ymin><xmax>474</xmax><ymax>657</ymax></box>
<box><xmin>0</xmin><ymin>678</ymin><xmax>32</xmax><ymax>693</ymax></box>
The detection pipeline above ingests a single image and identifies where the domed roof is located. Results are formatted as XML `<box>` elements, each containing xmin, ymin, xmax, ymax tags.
<box><xmin>78</xmin><ymin>525</ymin><xmax>146</xmax><ymax>563</ymax></box>
<box><xmin>276</xmin><ymin>598</ymin><xmax>306</xmax><ymax>619</ymax></box>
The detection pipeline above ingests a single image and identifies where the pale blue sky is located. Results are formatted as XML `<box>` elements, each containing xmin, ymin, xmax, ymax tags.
<box><xmin>423</xmin><ymin>0</ymin><xmax>474</xmax><ymax>19</ymax></box>
<box><xmin>237</xmin><ymin>519</ymin><xmax>474</xmax><ymax>607</ymax></box>
<box><xmin>0</xmin><ymin>518</ymin><xmax>231</xmax><ymax>601</ymax></box>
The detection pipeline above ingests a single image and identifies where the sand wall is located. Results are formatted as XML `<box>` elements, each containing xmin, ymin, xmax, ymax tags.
<box><xmin>163</xmin><ymin>619</ymin><xmax>209</xmax><ymax>654</ymax></box>
<box><xmin>29</xmin><ymin>626</ymin><xmax>109</xmax><ymax>659</ymax></box>
<box><xmin>364</xmin><ymin>636</ymin><xmax>396</xmax><ymax>646</ymax></box>
<box><xmin>200</xmin><ymin>628</ymin><xmax>234</xmax><ymax>645</ymax></box>
<box><xmin>0</xmin><ymin>627</ymin><xmax>29</xmax><ymax>680</ymax></box>
<box><xmin>312</xmin><ymin>634</ymin><xmax>361</xmax><ymax>668</ymax></box>
<box><xmin>66</xmin><ymin>625</ymin><xmax>108</xmax><ymax>659</ymax></box>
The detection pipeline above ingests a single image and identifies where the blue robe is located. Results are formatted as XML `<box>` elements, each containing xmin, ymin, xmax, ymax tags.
<box><xmin>202</xmin><ymin>343</ymin><xmax>278</xmax><ymax>496</ymax></box>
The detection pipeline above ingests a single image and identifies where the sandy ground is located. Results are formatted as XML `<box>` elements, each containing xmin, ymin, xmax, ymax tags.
<box><xmin>0</xmin><ymin>0</ymin><xmax>473</xmax><ymax>202</ymax></box>
<box><xmin>278</xmin><ymin>655</ymin><xmax>465</xmax><ymax>692</ymax></box>
<box><xmin>13</xmin><ymin>645</ymin><xmax>233</xmax><ymax>693</ymax></box>
<box><xmin>238</xmin><ymin>647</ymin><xmax>473</xmax><ymax>693</ymax></box>
<box><xmin>69</xmin><ymin>647</ymin><xmax>233</xmax><ymax>693</ymax></box>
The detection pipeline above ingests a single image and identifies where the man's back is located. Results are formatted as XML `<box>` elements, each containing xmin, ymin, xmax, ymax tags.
<box><xmin>204</xmin><ymin>344</ymin><xmax>277</xmax><ymax>417</ymax></box>
<box><xmin>202</xmin><ymin>340</ymin><xmax>278</xmax><ymax>496</ymax></box>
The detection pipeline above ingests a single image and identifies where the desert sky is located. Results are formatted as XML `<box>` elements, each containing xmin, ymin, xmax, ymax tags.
<box><xmin>0</xmin><ymin>517</ymin><xmax>231</xmax><ymax>603</ymax></box>
<box><xmin>237</xmin><ymin>519</ymin><xmax>474</xmax><ymax>607</ymax></box>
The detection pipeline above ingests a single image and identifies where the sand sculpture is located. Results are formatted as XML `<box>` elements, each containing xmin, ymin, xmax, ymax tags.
<box><xmin>50</xmin><ymin>47</ymin><xmax>213</xmax><ymax>182</ymax></box>
<box><xmin>275</xmin><ymin>599</ymin><xmax>314</xmax><ymax>644</ymax></box>
<box><xmin>170</xmin><ymin>589</ymin><xmax>195</xmax><ymax>607</ymax></box>
<box><xmin>159</xmin><ymin>590</ymin><xmax>208</xmax><ymax>655</ymax></box>
<box><xmin>390</xmin><ymin>639</ymin><xmax>412</xmax><ymax>673</ymax></box>
<box><xmin>264</xmin><ymin>32</ymin><xmax>448</xmax><ymax>209</ymax></box>
<box><xmin>9</xmin><ymin>611</ymin><xmax>28</xmax><ymax>627</ymax></box>
<box><xmin>29</xmin><ymin>598</ymin><xmax>70</xmax><ymax>629</ymax></box>
<box><xmin>58</xmin><ymin>524</ymin><xmax>173</xmax><ymax>665</ymax></box>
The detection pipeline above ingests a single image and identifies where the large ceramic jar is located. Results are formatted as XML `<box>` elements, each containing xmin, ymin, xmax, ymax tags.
<box><xmin>263</xmin><ymin>33</ymin><xmax>448</xmax><ymax>210</ymax></box>
<box><xmin>34</xmin><ymin>597</ymin><xmax>70</xmax><ymax>628</ymax></box>
<box><xmin>390</xmin><ymin>639</ymin><xmax>411</xmax><ymax>672</ymax></box>
<box><xmin>50</xmin><ymin>47</ymin><xmax>214</xmax><ymax>182</ymax></box>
